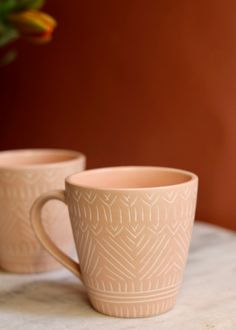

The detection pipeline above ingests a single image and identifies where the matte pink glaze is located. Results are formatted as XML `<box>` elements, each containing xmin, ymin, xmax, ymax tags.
<box><xmin>31</xmin><ymin>166</ymin><xmax>198</xmax><ymax>317</ymax></box>
<box><xmin>0</xmin><ymin>149</ymin><xmax>86</xmax><ymax>273</ymax></box>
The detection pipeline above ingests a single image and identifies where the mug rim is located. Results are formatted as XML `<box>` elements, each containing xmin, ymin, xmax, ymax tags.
<box><xmin>66</xmin><ymin>166</ymin><xmax>198</xmax><ymax>191</ymax></box>
<box><xmin>0</xmin><ymin>148</ymin><xmax>86</xmax><ymax>170</ymax></box>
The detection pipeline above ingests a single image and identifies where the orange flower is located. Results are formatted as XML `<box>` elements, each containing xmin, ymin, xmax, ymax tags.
<box><xmin>8</xmin><ymin>10</ymin><xmax>57</xmax><ymax>44</ymax></box>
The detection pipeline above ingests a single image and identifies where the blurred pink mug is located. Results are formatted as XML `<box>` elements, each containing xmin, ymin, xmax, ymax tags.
<box><xmin>0</xmin><ymin>149</ymin><xmax>86</xmax><ymax>273</ymax></box>
<box><xmin>30</xmin><ymin>166</ymin><xmax>198</xmax><ymax>317</ymax></box>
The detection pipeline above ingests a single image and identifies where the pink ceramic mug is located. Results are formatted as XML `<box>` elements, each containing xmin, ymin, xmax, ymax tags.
<box><xmin>0</xmin><ymin>149</ymin><xmax>86</xmax><ymax>273</ymax></box>
<box><xmin>30</xmin><ymin>166</ymin><xmax>198</xmax><ymax>318</ymax></box>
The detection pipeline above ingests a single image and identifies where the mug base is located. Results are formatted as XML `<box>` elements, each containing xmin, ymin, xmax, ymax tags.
<box><xmin>90</xmin><ymin>295</ymin><xmax>177</xmax><ymax>318</ymax></box>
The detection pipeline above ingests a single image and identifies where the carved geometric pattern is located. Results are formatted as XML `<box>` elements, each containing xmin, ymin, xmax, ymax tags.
<box><xmin>66</xmin><ymin>179</ymin><xmax>198</xmax><ymax>317</ymax></box>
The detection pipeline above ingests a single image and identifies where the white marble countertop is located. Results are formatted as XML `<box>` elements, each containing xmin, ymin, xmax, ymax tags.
<box><xmin>0</xmin><ymin>222</ymin><xmax>236</xmax><ymax>330</ymax></box>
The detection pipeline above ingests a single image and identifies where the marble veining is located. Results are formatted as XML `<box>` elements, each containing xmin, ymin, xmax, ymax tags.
<box><xmin>0</xmin><ymin>222</ymin><xmax>236</xmax><ymax>329</ymax></box>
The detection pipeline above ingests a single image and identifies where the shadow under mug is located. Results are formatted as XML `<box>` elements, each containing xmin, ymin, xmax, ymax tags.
<box><xmin>30</xmin><ymin>166</ymin><xmax>198</xmax><ymax>318</ymax></box>
<box><xmin>0</xmin><ymin>148</ymin><xmax>86</xmax><ymax>273</ymax></box>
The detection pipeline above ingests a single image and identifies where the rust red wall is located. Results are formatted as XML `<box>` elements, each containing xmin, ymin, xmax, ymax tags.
<box><xmin>1</xmin><ymin>1</ymin><xmax>236</xmax><ymax>230</ymax></box>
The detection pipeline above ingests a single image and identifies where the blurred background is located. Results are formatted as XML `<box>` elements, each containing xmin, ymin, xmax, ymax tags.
<box><xmin>0</xmin><ymin>1</ymin><xmax>235</xmax><ymax>230</ymax></box>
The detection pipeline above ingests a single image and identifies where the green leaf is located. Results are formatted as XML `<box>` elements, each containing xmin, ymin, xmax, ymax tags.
<box><xmin>29</xmin><ymin>0</ymin><xmax>45</xmax><ymax>9</ymax></box>
<box><xmin>0</xmin><ymin>0</ymin><xmax>18</xmax><ymax>17</ymax></box>
<box><xmin>15</xmin><ymin>0</ymin><xmax>45</xmax><ymax>10</ymax></box>
<box><xmin>0</xmin><ymin>24</ymin><xmax>18</xmax><ymax>46</ymax></box>
<box><xmin>0</xmin><ymin>0</ymin><xmax>46</xmax><ymax>21</ymax></box>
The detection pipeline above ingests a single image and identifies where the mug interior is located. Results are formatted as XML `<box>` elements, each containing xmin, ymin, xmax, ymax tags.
<box><xmin>0</xmin><ymin>149</ymin><xmax>83</xmax><ymax>168</ymax></box>
<box><xmin>67</xmin><ymin>167</ymin><xmax>195</xmax><ymax>189</ymax></box>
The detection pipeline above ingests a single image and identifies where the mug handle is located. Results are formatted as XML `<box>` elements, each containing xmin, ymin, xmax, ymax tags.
<box><xmin>30</xmin><ymin>189</ymin><xmax>82</xmax><ymax>281</ymax></box>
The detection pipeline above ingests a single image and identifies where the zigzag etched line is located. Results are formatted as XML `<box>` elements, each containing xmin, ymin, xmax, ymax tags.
<box><xmin>104</xmin><ymin>266</ymin><xmax>129</xmax><ymax>282</ymax></box>
<box><xmin>94</xmin><ymin>239</ymin><xmax>135</xmax><ymax>280</ymax></box>
<box><xmin>105</xmin><ymin>235</ymin><xmax>135</xmax><ymax>263</ymax></box>
<box><xmin>99</xmin><ymin>238</ymin><xmax>136</xmax><ymax>271</ymax></box>
<box><xmin>139</xmin><ymin>237</ymin><xmax>177</xmax><ymax>279</ymax></box>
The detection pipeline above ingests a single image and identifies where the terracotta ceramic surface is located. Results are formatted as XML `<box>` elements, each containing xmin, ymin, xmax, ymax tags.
<box><xmin>31</xmin><ymin>166</ymin><xmax>198</xmax><ymax>317</ymax></box>
<box><xmin>0</xmin><ymin>149</ymin><xmax>86</xmax><ymax>273</ymax></box>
